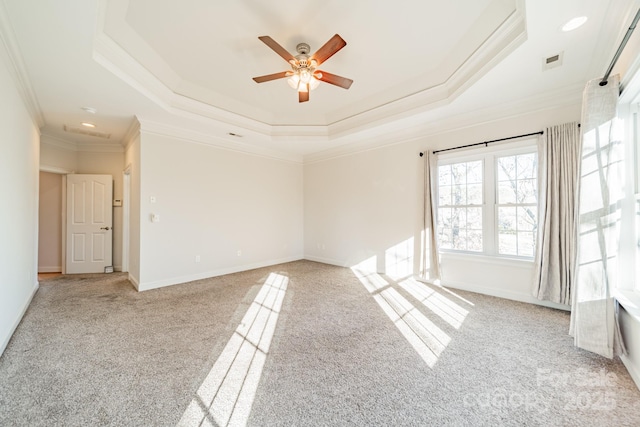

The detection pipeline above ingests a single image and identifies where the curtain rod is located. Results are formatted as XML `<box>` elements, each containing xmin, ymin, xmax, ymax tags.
<box><xmin>419</xmin><ymin>131</ymin><xmax>543</xmax><ymax>157</ymax></box>
<box><xmin>600</xmin><ymin>8</ymin><xmax>640</xmax><ymax>87</ymax></box>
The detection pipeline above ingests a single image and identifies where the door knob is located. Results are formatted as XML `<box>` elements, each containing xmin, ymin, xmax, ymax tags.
<box><xmin>100</xmin><ymin>226</ymin><xmax>111</xmax><ymax>231</ymax></box>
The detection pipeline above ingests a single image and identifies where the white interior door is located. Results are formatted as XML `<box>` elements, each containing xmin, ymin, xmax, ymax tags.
<box><xmin>66</xmin><ymin>174</ymin><xmax>113</xmax><ymax>274</ymax></box>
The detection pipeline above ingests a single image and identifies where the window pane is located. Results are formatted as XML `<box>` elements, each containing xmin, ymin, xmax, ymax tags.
<box><xmin>452</xmin><ymin>207</ymin><xmax>466</xmax><ymax>228</ymax></box>
<box><xmin>467</xmin><ymin>184</ymin><xmax>482</xmax><ymax>205</ymax></box>
<box><xmin>467</xmin><ymin>230</ymin><xmax>483</xmax><ymax>252</ymax></box>
<box><xmin>439</xmin><ymin>165</ymin><xmax>452</xmax><ymax>186</ymax></box>
<box><xmin>498</xmin><ymin>207</ymin><xmax>516</xmax><ymax>232</ymax></box>
<box><xmin>467</xmin><ymin>207</ymin><xmax>482</xmax><ymax>229</ymax></box>
<box><xmin>518</xmin><ymin>179</ymin><xmax>537</xmax><ymax>203</ymax></box>
<box><xmin>517</xmin><ymin>207</ymin><xmax>536</xmax><ymax>231</ymax></box>
<box><xmin>497</xmin><ymin>156</ymin><xmax>516</xmax><ymax>182</ymax></box>
<box><xmin>453</xmin><ymin>185</ymin><xmax>466</xmax><ymax>205</ymax></box>
<box><xmin>452</xmin><ymin>163</ymin><xmax>466</xmax><ymax>184</ymax></box>
<box><xmin>467</xmin><ymin>161</ymin><xmax>483</xmax><ymax>183</ymax></box>
<box><xmin>452</xmin><ymin>228</ymin><xmax>467</xmax><ymax>250</ymax></box>
<box><xmin>517</xmin><ymin>232</ymin><xmax>535</xmax><ymax>257</ymax></box>
<box><xmin>439</xmin><ymin>228</ymin><xmax>452</xmax><ymax>249</ymax></box>
<box><xmin>517</xmin><ymin>153</ymin><xmax>536</xmax><ymax>179</ymax></box>
<box><xmin>436</xmin><ymin>159</ymin><xmax>485</xmax><ymax>253</ymax></box>
<box><xmin>499</xmin><ymin>233</ymin><xmax>517</xmax><ymax>255</ymax></box>
<box><xmin>439</xmin><ymin>185</ymin><xmax>451</xmax><ymax>206</ymax></box>
<box><xmin>438</xmin><ymin>207</ymin><xmax>452</xmax><ymax>227</ymax></box>
<box><xmin>498</xmin><ymin>182</ymin><xmax>516</xmax><ymax>204</ymax></box>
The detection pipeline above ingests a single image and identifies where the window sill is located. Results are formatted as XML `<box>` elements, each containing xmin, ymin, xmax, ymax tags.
<box><xmin>439</xmin><ymin>251</ymin><xmax>535</xmax><ymax>269</ymax></box>
<box><xmin>614</xmin><ymin>289</ymin><xmax>640</xmax><ymax>322</ymax></box>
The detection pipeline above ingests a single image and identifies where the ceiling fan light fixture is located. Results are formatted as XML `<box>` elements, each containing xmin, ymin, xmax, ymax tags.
<box><xmin>288</xmin><ymin>70</ymin><xmax>320</xmax><ymax>92</ymax></box>
<box><xmin>288</xmin><ymin>74</ymin><xmax>300</xmax><ymax>89</ymax></box>
<box><xmin>299</xmin><ymin>69</ymin><xmax>312</xmax><ymax>84</ymax></box>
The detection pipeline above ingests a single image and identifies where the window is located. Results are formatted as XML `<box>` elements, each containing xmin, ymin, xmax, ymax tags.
<box><xmin>437</xmin><ymin>160</ymin><xmax>483</xmax><ymax>251</ymax></box>
<box><xmin>496</xmin><ymin>153</ymin><xmax>538</xmax><ymax>257</ymax></box>
<box><xmin>436</xmin><ymin>141</ymin><xmax>538</xmax><ymax>258</ymax></box>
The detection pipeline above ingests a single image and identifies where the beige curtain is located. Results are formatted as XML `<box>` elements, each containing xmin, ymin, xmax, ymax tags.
<box><xmin>422</xmin><ymin>151</ymin><xmax>441</xmax><ymax>281</ymax></box>
<box><xmin>532</xmin><ymin>122</ymin><xmax>582</xmax><ymax>305</ymax></box>
<box><xmin>570</xmin><ymin>75</ymin><xmax>625</xmax><ymax>358</ymax></box>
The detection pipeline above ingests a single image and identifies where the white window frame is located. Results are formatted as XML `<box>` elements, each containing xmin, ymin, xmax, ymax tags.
<box><xmin>436</xmin><ymin>138</ymin><xmax>539</xmax><ymax>259</ymax></box>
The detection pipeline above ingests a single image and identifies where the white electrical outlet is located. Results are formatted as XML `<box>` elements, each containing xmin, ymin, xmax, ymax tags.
<box><xmin>195</xmin><ymin>255</ymin><xmax>201</xmax><ymax>263</ymax></box>
<box><xmin>237</xmin><ymin>250</ymin><xmax>242</xmax><ymax>256</ymax></box>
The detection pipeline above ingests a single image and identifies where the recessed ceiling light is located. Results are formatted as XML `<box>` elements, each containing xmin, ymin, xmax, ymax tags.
<box><xmin>81</xmin><ymin>107</ymin><xmax>97</xmax><ymax>114</ymax></box>
<box><xmin>562</xmin><ymin>16</ymin><xmax>588</xmax><ymax>32</ymax></box>
<box><xmin>81</xmin><ymin>122</ymin><xmax>96</xmax><ymax>128</ymax></box>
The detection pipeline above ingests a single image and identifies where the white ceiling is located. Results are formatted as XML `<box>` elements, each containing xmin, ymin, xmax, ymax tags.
<box><xmin>2</xmin><ymin>0</ymin><xmax>639</xmax><ymax>161</ymax></box>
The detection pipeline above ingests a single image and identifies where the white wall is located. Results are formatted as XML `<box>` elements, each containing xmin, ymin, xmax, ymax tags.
<box><xmin>39</xmin><ymin>139</ymin><xmax>125</xmax><ymax>270</ymax></box>
<box><xmin>304</xmin><ymin>105</ymin><xmax>579</xmax><ymax>307</ymax></box>
<box><xmin>38</xmin><ymin>172</ymin><xmax>62</xmax><ymax>272</ymax></box>
<box><xmin>40</xmin><ymin>140</ymin><xmax>77</xmax><ymax>172</ymax></box>
<box><xmin>136</xmin><ymin>130</ymin><xmax>304</xmax><ymax>290</ymax></box>
<box><xmin>0</xmin><ymin>45</ymin><xmax>40</xmax><ymax>355</ymax></box>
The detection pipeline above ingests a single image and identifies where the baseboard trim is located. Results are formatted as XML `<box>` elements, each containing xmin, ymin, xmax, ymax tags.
<box><xmin>303</xmin><ymin>255</ymin><xmax>346</xmax><ymax>267</ymax></box>
<box><xmin>128</xmin><ymin>273</ymin><xmax>140</xmax><ymax>291</ymax></box>
<box><xmin>37</xmin><ymin>266</ymin><xmax>61</xmax><ymax>273</ymax></box>
<box><xmin>136</xmin><ymin>256</ymin><xmax>304</xmax><ymax>292</ymax></box>
<box><xmin>621</xmin><ymin>354</ymin><xmax>640</xmax><ymax>392</ymax></box>
<box><xmin>422</xmin><ymin>278</ymin><xmax>570</xmax><ymax>311</ymax></box>
<box><xmin>0</xmin><ymin>282</ymin><xmax>39</xmax><ymax>357</ymax></box>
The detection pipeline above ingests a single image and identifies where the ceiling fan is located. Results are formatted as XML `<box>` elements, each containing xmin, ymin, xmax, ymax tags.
<box><xmin>252</xmin><ymin>34</ymin><xmax>353</xmax><ymax>103</ymax></box>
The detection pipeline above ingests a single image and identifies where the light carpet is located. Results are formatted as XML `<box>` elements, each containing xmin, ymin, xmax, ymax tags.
<box><xmin>0</xmin><ymin>260</ymin><xmax>639</xmax><ymax>426</ymax></box>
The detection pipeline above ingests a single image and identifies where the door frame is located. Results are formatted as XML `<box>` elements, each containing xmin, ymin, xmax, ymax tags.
<box><xmin>121</xmin><ymin>165</ymin><xmax>131</xmax><ymax>273</ymax></box>
<box><xmin>39</xmin><ymin>165</ymin><xmax>74</xmax><ymax>275</ymax></box>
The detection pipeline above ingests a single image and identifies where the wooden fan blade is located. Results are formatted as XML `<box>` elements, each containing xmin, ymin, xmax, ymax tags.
<box><xmin>252</xmin><ymin>71</ymin><xmax>290</xmax><ymax>83</ymax></box>
<box><xmin>299</xmin><ymin>86</ymin><xmax>310</xmax><ymax>103</ymax></box>
<box><xmin>311</xmin><ymin>34</ymin><xmax>346</xmax><ymax>65</ymax></box>
<box><xmin>258</xmin><ymin>36</ymin><xmax>295</xmax><ymax>62</ymax></box>
<box><xmin>316</xmin><ymin>70</ymin><xmax>353</xmax><ymax>89</ymax></box>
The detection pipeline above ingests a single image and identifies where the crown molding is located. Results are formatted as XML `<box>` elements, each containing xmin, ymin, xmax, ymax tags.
<box><xmin>0</xmin><ymin>0</ymin><xmax>45</xmax><ymax>128</ymax></box>
<box><xmin>40</xmin><ymin>165</ymin><xmax>75</xmax><ymax>174</ymax></box>
<box><xmin>94</xmin><ymin>0</ymin><xmax>525</xmax><ymax>144</ymax></box>
<box><xmin>41</xmin><ymin>133</ymin><xmax>77</xmax><ymax>151</ymax></box>
<box><xmin>137</xmin><ymin>119</ymin><xmax>303</xmax><ymax>164</ymax></box>
<box><xmin>304</xmin><ymin>82</ymin><xmax>583</xmax><ymax>164</ymax></box>
<box><xmin>41</xmin><ymin>132</ymin><xmax>124</xmax><ymax>153</ymax></box>
<box><xmin>122</xmin><ymin>117</ymin><xmax>140</xmax><ymax>152</ymax></box>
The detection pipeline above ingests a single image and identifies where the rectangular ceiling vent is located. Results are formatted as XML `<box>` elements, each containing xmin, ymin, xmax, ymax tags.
<box><xmin>542</xmin><ymin>52</ymin><xmax>563</xmax><ymax>71</ymax></box>
<box><xmin>64</xmin><ymin>125</ymin><xmax>111</xmax><ymax>139</ymax></box>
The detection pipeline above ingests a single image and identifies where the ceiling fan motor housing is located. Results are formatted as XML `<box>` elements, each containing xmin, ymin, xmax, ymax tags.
<box><xmin>296</xmin><ymin>43</ymin><xmax>310</xmax><ymax>55</ymax></box>
<box><xmin>293</xmin><ymin>43</ymin><xmax>314</xmax><ymax>69</ymax></box>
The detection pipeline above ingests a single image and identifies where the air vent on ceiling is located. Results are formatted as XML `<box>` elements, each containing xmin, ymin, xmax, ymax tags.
<box><xmin>63</xmin><ymin>125</ymin><xmax>111</xmax><ymax>139</ymax></box>
<box><xmin>542</xmin><ymin>52</ymin><xmax>563</xmax><ymax>70</ymax></box>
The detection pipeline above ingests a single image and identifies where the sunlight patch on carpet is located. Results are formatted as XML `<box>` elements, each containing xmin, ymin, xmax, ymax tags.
<box><xmin>399</xmin><ymin>278</ymin><xmax>469</xmax><ymax>329</ymax></box>
<box><xmin>352</xmin><ymin>257</ymin><xmax>453</xmax><ymax>368</ymax></box>
<box><xmin>177</xmin><ymin>272</ymin><xmax>288</xmax><ymax>427</ymax></box>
